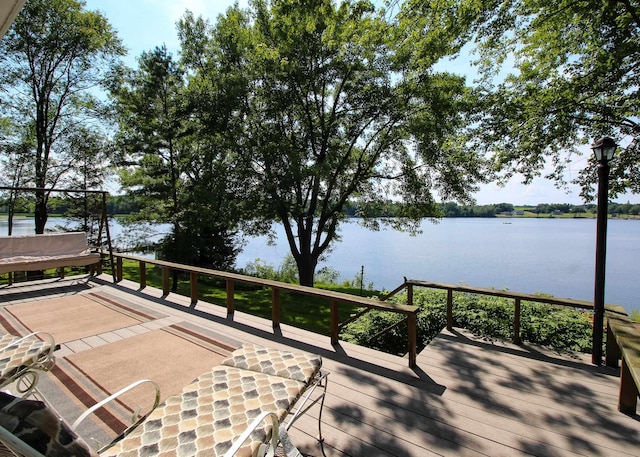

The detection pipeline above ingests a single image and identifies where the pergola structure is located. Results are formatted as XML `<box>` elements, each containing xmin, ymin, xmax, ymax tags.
<box><xmin>0</xmin><ymin>0</ymin><xmax>26</xmax><ymax>39</ymax></box>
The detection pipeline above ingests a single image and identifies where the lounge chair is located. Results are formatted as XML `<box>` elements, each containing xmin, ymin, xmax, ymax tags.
<box><xmin>0</xmin><ymin>331</ymin><xmax>56</xmax><ymax>397</ymax></box>
<box><xmin>0</xmin><ymin>343</ymin><xmax>327</xmax><ymax>456</ymax></box>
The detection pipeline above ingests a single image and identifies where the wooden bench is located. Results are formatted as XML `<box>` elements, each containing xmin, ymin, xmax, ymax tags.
<box><xmin>0</xmin><ymin>232</ymin><xmax>100</xmax><ymax>277</ymax></box>
<box><xmin>605</xmin><ymin>306</ymin><xmax>640</xmax><ymax>415</ymax></box>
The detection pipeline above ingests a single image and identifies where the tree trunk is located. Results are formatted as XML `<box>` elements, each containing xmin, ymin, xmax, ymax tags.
<box><xmin>34</xmin><ymin>190</ymin><xmax>47</xmax><ymax>234</ymax></box>
<box><xmin>7</xmin><ymin>191</ymin><xmax>16</xmax><ymax>236</ymax></box>
<box><xmin>297</xmin><ymin>255</ymin><xmax>318</xmax><ymax>287</ymax></box>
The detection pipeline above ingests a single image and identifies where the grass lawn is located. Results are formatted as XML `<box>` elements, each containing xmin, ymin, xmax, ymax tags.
<box><xmin>113</xmin><ymin>259</ymin><xmax>374</xmax><ymax>335</ymax></box>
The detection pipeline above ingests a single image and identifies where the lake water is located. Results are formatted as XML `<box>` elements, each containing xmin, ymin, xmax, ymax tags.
<box><xmin>236</xmin><ymin>218</ymin><xmax>640</xmax><ymax>313</ymax></box>
<box><xmin>3</xmin><ymin>217</ymin><xmax>639</xmax><ymax>313</ymax></box>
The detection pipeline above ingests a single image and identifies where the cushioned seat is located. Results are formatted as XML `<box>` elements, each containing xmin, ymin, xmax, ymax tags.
<box><xmin>100</xmin><ymin>366</ymin><xmax>307</xmax><ymax>457</ymax></box>
<box><xmin>0</xmin><ymin>232</ymin><xmax>100</xmax><ymax>274</ymax></box>
<box><xmin>0</xmin><ymin>332</ymin><xmax>56</xmax><ymax>396</ymax></box>
<box><xmin>0</xmin><ymin>391</ymin><xmax>98</xmax><ymax>457</ymax></box>
<box><xmin>222</xmin><ymin>343</ymin><xmax>322</xmax><ymax>384</ymax></box>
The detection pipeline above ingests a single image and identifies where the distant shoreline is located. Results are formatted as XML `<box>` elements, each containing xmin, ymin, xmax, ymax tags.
<box><xmin>1</xmin><ymin>213</ymin><xmax>639</xmax><ymax>221</ymax></box>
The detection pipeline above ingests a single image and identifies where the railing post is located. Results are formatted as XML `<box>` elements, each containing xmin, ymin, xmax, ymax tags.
<box><xmin>226</xmin><ymin>279</ymin><xmax>235</xmax><ymax>317</ymax></box>
<box><xmin>606</xmin><ymin>321</ymin><xmax>621</xmax><ymax>368</ymax></box>
<box><xmin>447</xmin><ymin>289</ymin><xmax>453</xmax><ymax>331</ymax></box>
<box><xmin>272</xmin><ymin>287</ymin><xmax>281</xmax><ymax>328</ymax></box>
<box><xmin>139</xmin><ymin>261</ymin><xmax>146</xmax><ymax>289</ymax></box>
<box><xmin>59</xmin><ymin>267</ymin><xmax>65</xmax><ymax>279</ymax></box>
<box><xmin>408</xmin><ymin>311</ymin><xmax>417</xmax><ymax>368</ymax></box>
<box><xmin>116</xmin><ymin>257</ymin><xmax>123</xmax><ymax>282</ymax></box>
<box><xmin>407</xmin><ymin>283</ymin><xmax>413</xmax><ymax>306</ymax></box>
<box><xmin>162</xmin><ymin>267</ymin><xmax>170</xmax><ymax>295</ymax></box>
<box><xmin>330</xmin><ymin>300</ymin><xmax>339</xmax><ymax>345</ymax></box>
<box><xmin>190</xmin><ymin>272</ymin><xmax>198</xmax><ymax>306</ymax></box>
<box><xmin>513</xmin><ymin>298</ymin><xmax>522</xmax><ymax>344</ymax></box>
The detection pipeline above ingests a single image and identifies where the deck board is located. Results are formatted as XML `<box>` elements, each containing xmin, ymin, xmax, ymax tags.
<box><xmin>0</xmin><ymin>275</ymin><xmax>639</xmax><ymax>457</ymax></box>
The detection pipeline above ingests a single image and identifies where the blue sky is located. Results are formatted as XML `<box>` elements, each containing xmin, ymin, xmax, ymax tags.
<box><xmin>84</xmin><ymin>0</ymin><xmax>638</xmax><ymax>206</ymax></box>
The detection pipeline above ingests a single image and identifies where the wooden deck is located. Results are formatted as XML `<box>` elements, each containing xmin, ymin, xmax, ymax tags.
<box><xmin>1</xmin><ymin>275</ymin><xmax>639</xmax><ymax>457</ymax></box>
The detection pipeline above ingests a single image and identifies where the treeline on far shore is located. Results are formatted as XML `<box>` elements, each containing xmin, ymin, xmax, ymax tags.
<box><xmin>1</xmin><ymin>195</ymin><xmax>640</xmax><ymax>219</ymax></box>
<box><xmin>345</xmin><ymin>201</ymin><xmax>640</xmax><ymax>218</ymax></box>
<box><xmin>436</xmin><ymin>202</ymin><xmax>640</xmax><ymax>218</ymax></box>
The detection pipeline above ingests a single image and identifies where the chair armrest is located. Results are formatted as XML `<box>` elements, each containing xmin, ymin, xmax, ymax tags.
<box><xmin>222</xmin><ymin>411</ymin><xmax>280</xmax><ymax>457</ymax></box>
<box><xmin>1</xmin><ymin>331</ymin><xmax>57</xmax><ymax>358</ymax></box>
<box><xmin>71</xmin><ymin>379</ymin><xmax>160</xmax><ymax>430</ymax></box>
<box><xmin>0</xmin><ymin>424</ymin><xmax>47</xmax><ymax>457</ymax></box>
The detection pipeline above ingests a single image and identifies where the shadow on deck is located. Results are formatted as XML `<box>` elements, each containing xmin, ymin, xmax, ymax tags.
<box><xmin>0</xmin><ymin>275</ymin><xmax>638</xmax><ymax>456</ymax></box>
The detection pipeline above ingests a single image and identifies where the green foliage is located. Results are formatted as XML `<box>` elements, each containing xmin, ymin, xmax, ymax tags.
<box><xmin>177</xmin><ymin>0</ymin><xmax>487</xmax><ymax>286</ymax></box>
<box><xmin>342</xmin><ymin>289</ymin><xmax>447</xmax><ymax>354</ymax></box>
<box><xmin>110</xmin><ymin>44</ymin><xmax>245</xmax><ymax>273</ymax></box>
<box><xmin>0</xmin><ymin>0</ymin><xmax>124</xmax><ymax>233</ymax></box>
<box><xmin>452</xmin><ymin>0</ymin><xmax>640</xmax><ymax>199</ymax></box>
<box><xmin>341</xmin><ymin>288</ymin><xmax>594</xmax><ymax>355</ymax></box>
<box><xmin>242</xmin><ymin>255</ymin><xmax>299</xmax><ymax>284</ymax></box>
<box><xmin>450</xmin><ymin>292</ymin><xmax>593</xmax><ymax>352</ymax></box>
<box><xmin>242</xmin><ymin>254</ymin><xmax>344</xmax><ymax>286</ymax></box>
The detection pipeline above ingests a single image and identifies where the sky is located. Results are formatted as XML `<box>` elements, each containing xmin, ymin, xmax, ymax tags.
<box><xmin>82</xmin><ymin>0</ymin><xmax>639</xmax><ymax>206</ymax></box>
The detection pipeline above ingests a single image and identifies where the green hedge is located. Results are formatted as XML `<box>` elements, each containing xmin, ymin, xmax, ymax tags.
<box><xmin>341</xmin><ymin>289</ymin><xmax>593</xmax><ymax>355</ymax></box>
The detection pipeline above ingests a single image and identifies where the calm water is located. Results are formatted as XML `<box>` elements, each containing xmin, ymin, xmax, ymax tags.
<box><xmin>236</xmin><ymin>218</ymin><xmax>640</xmax><ymax>313</ymax></box>
<box><xmin>3</xmin><ymin>217</ymin><xmax>639</xmax><ymax>313</ymax></box>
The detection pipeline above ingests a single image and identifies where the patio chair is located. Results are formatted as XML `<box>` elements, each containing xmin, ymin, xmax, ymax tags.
<box><xmin>0</xmin><ymin>331</ymin><xmax>56</xmax><ymax>397</ymax></box>
<box><xmin>0</xmin><ymin>344</ymin><xmax>327</xmax><ymax>457</ymax></box>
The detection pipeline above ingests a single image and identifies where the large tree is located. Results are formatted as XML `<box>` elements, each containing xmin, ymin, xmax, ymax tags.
<box><xmin>438</xmin><ymin>0</ymin><xmax>640</xmax><ymax>199</ymax></box>
<box><xmin>110</xmin><ymin>46</ymin><xmax>186</xmax><ymax>236</ymax></box>
<box><xmin>179</xmin><ymin>0</ymin><xmax>486</xmax><ymax>286</ymax></box>
<box><xmin>111</xmin><ymin>44</ymin><xmax>247</xmax><ymax>279</ymax></box>
<box><xmin>0</xmin><ymin>0</ymin><xmax>124</xmax><ymax>233</ymax></box>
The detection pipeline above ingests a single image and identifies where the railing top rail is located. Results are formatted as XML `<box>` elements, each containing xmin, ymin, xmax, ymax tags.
<box><xmin>110</xmin><ymin>251</ymin><xmax>418</xmax><ymax>314</ymax></box>
<box><xmin>405</xmin><ymin>279</ymin><xmax>596</xmax><ymax>310</ymax></box>
<box><xmin>0</xmin><ymin>186</ymin><xmax>108</xmax><ymax>195</ymax></box>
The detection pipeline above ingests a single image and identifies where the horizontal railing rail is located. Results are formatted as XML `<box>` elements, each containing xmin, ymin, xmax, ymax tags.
<box><xmin>100</xmin><ymin>252</ymin><xmax>419</xmax><ymax>367</ymax></box>
<box><xmin>390</xmin><ymin>278</ymin><xmax>618</xmax><ymax>346</ymax></box>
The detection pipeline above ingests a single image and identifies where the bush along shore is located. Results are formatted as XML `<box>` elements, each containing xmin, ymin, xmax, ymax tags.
<box><xmin>341</xmin><ymin>288</ymin><xmax>595</xmax><ymax>356</ymax></box>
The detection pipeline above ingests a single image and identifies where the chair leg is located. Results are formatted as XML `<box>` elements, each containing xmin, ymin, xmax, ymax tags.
<box><xmin>317</xmin><ymin>375</ymin><xmax>328</xmax><ymax>442</ymax></box>
<box><xmin>279</xmin><ymin>428</ymin><xmax>304</xmax><ymax>457</ymax></box>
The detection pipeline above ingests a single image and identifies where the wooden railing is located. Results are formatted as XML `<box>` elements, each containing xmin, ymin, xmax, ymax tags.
<box><xmin>385</xmin><ymin>278</ymin><xmax>608</xmax><ymax>345</ymax></box>
<box><xmin>101</xmin><ymin>252</ymin><xmax>419</xmax><ymax>367</ymax></box>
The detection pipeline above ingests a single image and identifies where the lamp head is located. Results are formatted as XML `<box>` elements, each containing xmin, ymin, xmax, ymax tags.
<box><xmin>591</xmin><ymin>137</ymin><xmax>618</xmax><ymax>163</ymax></box>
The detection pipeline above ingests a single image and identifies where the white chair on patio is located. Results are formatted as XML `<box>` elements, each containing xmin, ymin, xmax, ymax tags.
<box><xmin>0</xmin><ymin>331</ymin><xmax>56</xmax><ymax>397</ymax></box>
<box><xmin>0</xmin><ymin>344</ymin><xmax>327</xmax><ymax>457</ymax></box>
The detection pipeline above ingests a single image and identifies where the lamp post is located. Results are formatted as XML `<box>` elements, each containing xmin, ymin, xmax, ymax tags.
<box><xmin>591</xmin><ymin>136</ymin><xmax>617</xmax><ymax>365</ymax></box>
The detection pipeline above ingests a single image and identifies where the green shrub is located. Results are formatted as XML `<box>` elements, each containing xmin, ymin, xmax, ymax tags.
<box><xmin>341</xmin><ymin>289</ymin><xmax>447</xmax><ymax>354</ymax></box>
<box><xmin>341</xmin><ymin>288</ymin><xmax>594</xmax><ymax>355</ymax></box>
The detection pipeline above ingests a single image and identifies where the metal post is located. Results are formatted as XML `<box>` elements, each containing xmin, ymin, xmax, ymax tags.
<box><xmin>592</xmin><ymin>160</ymin><xmax>609</xmax><ymax>365</ymax></box>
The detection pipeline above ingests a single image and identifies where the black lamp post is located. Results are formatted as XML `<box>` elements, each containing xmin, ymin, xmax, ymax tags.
<box><xmin>591</xmin><ymin>136</ymin><xmax>617</xmax><ymax>365</ymax></box>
